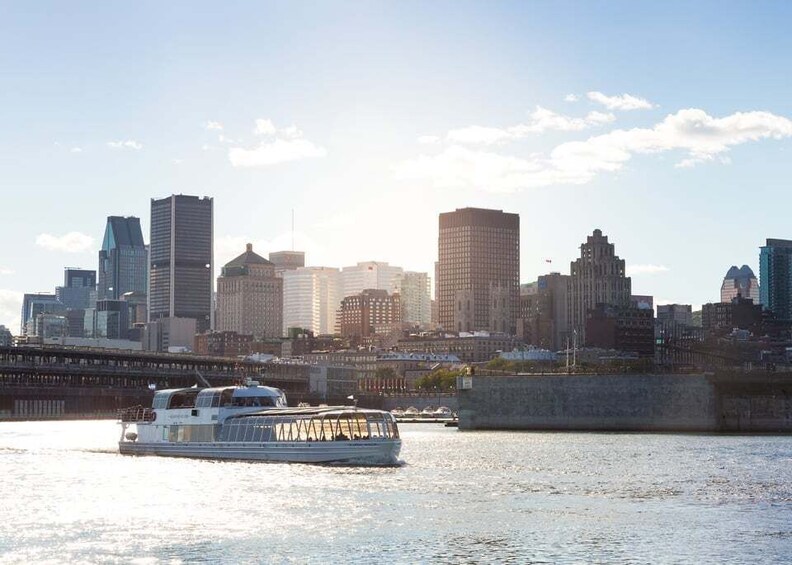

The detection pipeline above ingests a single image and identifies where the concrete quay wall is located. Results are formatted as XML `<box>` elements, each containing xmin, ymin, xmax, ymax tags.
<box><xmin>458</xmin><ymin>373</ymin><xmax>792</xmax><ymax>433</ymax></box>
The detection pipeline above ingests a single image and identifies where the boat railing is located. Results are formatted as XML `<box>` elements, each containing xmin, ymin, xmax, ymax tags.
<box><xmin>118</xmin><ymin>406</ymin><xmax>156</xmax><ymax>422</ymax></box>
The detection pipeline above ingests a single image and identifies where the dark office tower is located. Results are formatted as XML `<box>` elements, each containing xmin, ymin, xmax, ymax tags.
<box><xmin>98</xmin><ymin>216</ymin><xmax>147</xmax><ymax>300</ymax></box>
<box><xmin>438</xmin><ymin>207</ymin><xmax>520</xmax><ymax>334</ymax></box>
<box><xmin>56</xmin><ymin>268</ymin><xmax>97</xmax><ymax>310</ymax></box>
<box><xmin>149</xmin><ymin>195</ymin><xmax>213</xmax><ymax>333</ymax></box>
<box><xmin>760</xmin><ymin>238</ymin><xmax>792</xmax><ymax>321</ymax></box>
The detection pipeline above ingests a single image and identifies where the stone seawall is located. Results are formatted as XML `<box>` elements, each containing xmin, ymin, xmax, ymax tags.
<box><xmin>458</xmin><ymin>373</ymin><xmax>792</xmax><ymax>433</ymax></box>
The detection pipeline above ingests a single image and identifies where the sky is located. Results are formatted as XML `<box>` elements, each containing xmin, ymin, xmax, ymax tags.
<box><xmin>2</xmin><ymin>1</ymin><xmax>792</xmax><ymax>332</ymax></box>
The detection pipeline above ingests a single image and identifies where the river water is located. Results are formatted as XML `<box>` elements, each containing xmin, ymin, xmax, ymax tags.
<box><xmin>0</xmin><ymin>421</ymin><xmax>790</xmax><ymax>564</ymax></box>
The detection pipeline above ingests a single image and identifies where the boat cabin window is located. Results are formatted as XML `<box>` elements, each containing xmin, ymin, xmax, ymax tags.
<box><xmin>231</xmin><ymin>395</ymin><xmax>277</xmax><ymax>408</ymax></box>
<box><xmin>152</xmin><ymin>394</ymin><xmax>169</xmax><ymax>409</ymax></box>
<box><xmin>217</xmin><ymin>412</ymin><xmax>398</xmax><ymax>443</ymax></box>
<box><xmin>195</xmin><ymin>391</ymin><xmax>222</xmax><ymax>408</ymax></box>
<box><xmin>167</xmin><ymin>391</ymin><xmax>198</xmax><ymax>409</ymax></box>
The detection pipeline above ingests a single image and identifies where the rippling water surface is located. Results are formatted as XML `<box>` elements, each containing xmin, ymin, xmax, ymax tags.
<box><xmin>1</xmin><ymin>421</ymin><xmax>791</xmax><ymax>563</ymax></box>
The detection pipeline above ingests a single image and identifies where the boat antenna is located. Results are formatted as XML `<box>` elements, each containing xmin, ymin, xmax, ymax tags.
<box><xmin>194</xmin><ymin>369</ymin><xmax>211</xmax><ymax>388</ymax></box>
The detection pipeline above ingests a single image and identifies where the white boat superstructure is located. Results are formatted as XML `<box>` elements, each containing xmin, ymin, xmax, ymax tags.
<box><xmin>119</xmin><ymin>383</ymin><xmax>401</xmax><ymax>465</ymax></box>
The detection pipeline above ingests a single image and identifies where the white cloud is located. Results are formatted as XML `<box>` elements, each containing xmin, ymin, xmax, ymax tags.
<box><xmin>229</xmin><ymin>119</ymin><xmax>326</xmax><ymax>168</ymax></box>
<box><xmin>394</xmin><ymin>145</ymin><xmax>587</xmax><ymax>193</ymax></box>
<box><xmin>35</xmin><ymin>232</ymin><xmax>94</xmax><ymax>253</ymax></box>
<box><xmin>70</xmin><ymin>147</ymin><xmax>83</xmax><ymax>153</ymax></box>
<box><xmin>229</xmin><ymin>138</ymin><xmax>326</xmax><ymax>168</ymax></box>
<box><xmin>254</xmin><ymin>119</ymin><xmax>278</xmax><ymax>136</ymax></box>
<box><xmin>396</xmin><ymin>108</ymin><xmax>792</xmax><ymax>191</ymax></box>
<box><xmin>0</xmin><ymin>267</ymin><xmax>14</xmax><ymax>275</ymax></box>
<box><xmin>107</xmin><ymin>140</ymin><xmax>143</xmax><ymax>150</ymax></box>
<box><xmin>205</xmin><ymin>121</ymin><xmax>223</xmax><ymax>131</ymax></box>
<box><xmin>587</xmin><ymin>91</ymin><xmax>655</xmax><ymax>111</ymax></box>
<box><xmin>173</xmin><ymin>158</ymin><xmax>183</xmax><ymax>165</ymax></box>
<box><xmin>0</xmin><ymin>289</ymin><xmax>22</xmax><ymax>334</ymax></box>
<box><xmin>445</xmin><ymin>106</ymin><xmax>616</xmax><ymax>145</ymax></box>
<box><xmin>627</xmin><ymin>264</ymin><xmax>670</xmax><ymax>275</ymax></box>
<box><xmin>418</xmin><ymin>135</ymin><xmax>441</xmax><ymax>145</ymax></box>
<box><xmin>550</xmin><ymin>108</ymin><xmax>792</xmax><ymax>174</ymax></box>
<box><xmin>564</xmin><ymin>94</ymin><xmax>579</xmax><ymax>102</ymax></box>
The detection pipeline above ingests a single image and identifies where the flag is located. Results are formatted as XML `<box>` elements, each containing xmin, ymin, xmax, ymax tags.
<box><xmin>545</xmin><ymin>259</ymin><xmax>552</xmax><ymax>263</ymax></box>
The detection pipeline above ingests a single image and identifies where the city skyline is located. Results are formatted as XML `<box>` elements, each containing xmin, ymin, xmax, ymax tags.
<box><xmin>4</xmin><ymin>2</ymin><xmax>792</xmax><ymax>331</ymax></box>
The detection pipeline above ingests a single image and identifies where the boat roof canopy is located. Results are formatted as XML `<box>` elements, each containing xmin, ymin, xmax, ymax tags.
<box><xmin>154</xmin><ymin>385</ymin><xmax>284</xmax><ymax>399</ymax></box>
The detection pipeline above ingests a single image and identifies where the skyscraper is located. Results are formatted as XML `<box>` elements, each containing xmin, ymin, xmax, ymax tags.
<box><xmin>760</xmin><ymin>238</ymin><xmax>792</xmax><ymax>321</ymax></box>
<box><xmin>438</xmin><ymin>207</ymin><xmax>520</xmax><ymax>334</ymax></box>
<box><xmin>398</xmin><ymin>271</ymin><xmax>432</xmax><ymax>328</ymax></box>
<box><xmin>282</xmin><ymin>266</ymin><xmax>341</xmax><ymax>335</ymax></box>
<box><xmin>20</xmin><ymin>293</ymin><xmax>64</xmax><ymax>335</ymax></box>
<box><xmin>341</xmin><ymin>261</ymin><xmax>404</xmax><ymax>298</ymax></box>
<box><xmin>149</xmin><ymin>195</ymin><xmax>213</xmax><ymax>333</ymax></box>
<box><xmin>98</xmin><ymin>216</ymin><xmax>147</xmax><ymax>300</ymax></box>
<box><xmin>567</xmin><ymin>229</ymin><xmax>632</xmax><ymax>342</ymax></box>
<box><xmin>269</xmin><ymin>250</ymin><xmax>305</xmax><ymax>277</ymax></box>
<box><xmin>216</xmin><ymin>243</ymin><xmax>283</xmax><ymax>338</ymax></box>
<box><xmin>56</xmin><ymin>268</ymin><xmax>97</xmax><ymax>310</ymax></box>
<box><xmin>721</xmin><ymin>265</ymin><xmax>760</xmax><ymax>303</ymax></box>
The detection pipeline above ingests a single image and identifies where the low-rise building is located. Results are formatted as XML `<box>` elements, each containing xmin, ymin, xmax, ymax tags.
<box><xmin>397</xmin><ymin>332</ymin><xmax>522</xmax><ymax>363</ymax></box>
<box><xmin>585</xmin><ymin>304</ymin><xmax>654</xmax><ymax>357</ymax></box>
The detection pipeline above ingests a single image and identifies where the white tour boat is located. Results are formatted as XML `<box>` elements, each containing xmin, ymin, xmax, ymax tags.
<box><xmin>118</xmin><ymin>382</ymin><xmax>401</xmax><ymax>465</ymax></box>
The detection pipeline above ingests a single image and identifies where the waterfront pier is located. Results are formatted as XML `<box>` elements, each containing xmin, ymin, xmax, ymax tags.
<box><xmin>457</xmin><ymin>372</ymin><xmax>792</xmax><ymax>433</ymax></box>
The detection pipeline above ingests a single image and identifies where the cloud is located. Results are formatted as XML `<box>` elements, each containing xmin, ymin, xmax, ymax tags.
<box><xmin>587</xmin><ymin>91</ymin><xmax>654</xmax><ymax>111</ymax></box>
<box><xmin>70</xmin><ymin>147</ymin><xmax>83</xmax><ymax>153</ymax></box>
<box><xmin>205</xmin><ymin>121</ymin><xmax>223</xmax><ymax>131</ymax></box>
<box><xmin>254</xmin><ymin>119</ymin><xmax>277</xmax><ymax>136</ymax></box>
<box><xmin>36</xmin><ymin>232</ymin><xmax>94</xmax><ymax>253</ymax></box>
<box><xmin>418</xmin><ymin>135</ymin><xmax>441</xmax><ymax>145</ymax></box>
<box><xmin>229</xmin><ymin>139</ymin><xmax>326</xmax><ymax>168</ymax></box>
<box><xmin>564</xmin><ymin>94</ymin><xmax>579</xmax><ymax>102</ymax></box>
<box><xmin>550</xmin><ymin>108</ymin><xmax>792</xmax><ymax>174</ymax></box>
<box><xmin>396</xmin><ymin>108</ymin><xmax>792</xmax><ymax>191</ymax></box>
<box><xmin>229</xmin><ymin>119</ymin><xmax>326</xmax><ymax>168</ymax></box>
<box><xmin>0</xmin><ymin>289</ymin><xmax>22</xmax><ymax>333</ymax></box>
<box><xmin>627</xmin><ymin>264</ymin><xmax>670</xmax><ymax>275</ymax></box>
<box><xmin>107</xmin><ymin>140</ymin><xmax>143</xmax><ymax>150</ymax></box>
<box><xmin>0</xmin><ymin>267</ymin><xmax>14</xmax><ymax>275</ymax></box>
<box><xmin>394</xmin><ymin>145</ymin><xmax>587</xmax><ymax>193</ymax></box>
<box><xmin>444</xmin><ymin>106</ymin><xmax>615</xmax><ymax>145</ymax></box>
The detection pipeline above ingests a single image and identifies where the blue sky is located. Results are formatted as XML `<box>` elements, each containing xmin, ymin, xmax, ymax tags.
<box><xmin>2</xmin><ymin>1</ymin><xmax>792</xmax><ymax>331</ymax></box>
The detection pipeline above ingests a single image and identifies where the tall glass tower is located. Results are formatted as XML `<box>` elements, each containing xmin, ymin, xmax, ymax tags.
<box><xmin>149</xmin><ymin>195</ymin><xmax>213</xmax><ymax>333</ymax></box>
<box><xmin>98</xmin><ymin>216</ymin><xmax>147</xmax><ymax>300</ymax></box>
<box><xmin>759</xmin><ymin>238</ymin><xmax>792</xmax><ymax>321</ymax></box>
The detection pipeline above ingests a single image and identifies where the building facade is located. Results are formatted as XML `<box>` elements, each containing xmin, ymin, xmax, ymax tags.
<box><xmin>759</xmin><ymin>239</ymin><xmax>792</xmax><ymax>321</ymax></box>
<box><xmin>567</xmin><ymin>229</ymin><xmax>632</xmax><ymax>343</ymax></box>
<box><xmin>338</xmin><ymin>289</ymin><xmax>401</xmax><ymax>342</ymax></box>
<box><xmin>721</xmin><ymin>265</ymin><xmax>760</xmax><ymax>303</ymax></box>
<box><xmin>21</xmin><ymin>293</ymin><xmax>64</xmax><ymax>335</ymax></box>
<box><xmin>702</xmin><ymin>297</ymin><xmax>763</xmax><ymax>339</ymax></box>
<box><xmin>98</xmin><ymin>216</ymin><xmax>147</xmax><ymax>301</ymax></box>
<box><xmin>149</xmin><ymin>195</ymin><xmax>213</xmax><ymax>332</ymax></box>
<box><xmin>341</xmin><ymin>261</ymin><xmax>404</xmax><ymax>299</ymax></box>
<box><xmin>269</xmin><ymin>250</ymin><xmax>305</xmax><ymax>277</ymax></box>
<box><xmin>216</xmin><ymin>243</ymin><xmax>283</xmax><ymax>338</ymax></box>
<box><xmin>438</xmin><ymin>207</ymin><xmax>520</xmax><ymax>334</ymax></box>
<box><xmin>585</xmin><ymin>303</ymin><xmax>655</xmax><ymax>357</ymax></box>
<box><xmin>398</xmin><ymin>271</ymin><xmax>432</xmax><ymax>328</ymax></box>
<box><xmin>283</xmin><ymin>266</ymin><xmax>341</xmax><ymax>335</ymax></box>
<box><xmin>56</xmin><ymin>268</ymin><xmax>97</xmax><ymax>310</ymax></box>
<box><xmin>517</xmin><ymin>273</ymin><xmax>569</xmax><ymax>350</ymax></box>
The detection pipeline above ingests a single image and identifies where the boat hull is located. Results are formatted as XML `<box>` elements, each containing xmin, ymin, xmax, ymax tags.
<box><xmin>119</xmin><ymin>439</ymin><xmax>401</xmax><ymax>465</ymax></box>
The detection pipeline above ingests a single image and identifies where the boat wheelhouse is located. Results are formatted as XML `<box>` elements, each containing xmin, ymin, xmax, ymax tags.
<box><xmin>118</xmin><ymin>383</ymin><xmax>401</xmax><ymax>465</ymax></box>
